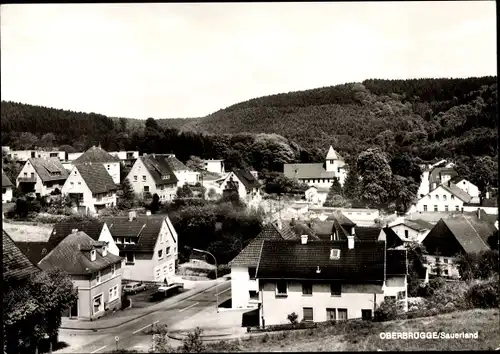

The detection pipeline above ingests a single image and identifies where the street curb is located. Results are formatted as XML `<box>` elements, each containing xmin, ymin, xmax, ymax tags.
<box><xmin>60</xmin><ymin>280</ymin><xmax>228</xmax><ymax>331</ymax></box>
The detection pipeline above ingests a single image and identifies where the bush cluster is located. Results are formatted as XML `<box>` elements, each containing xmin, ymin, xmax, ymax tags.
<box><xmin>465</xmin><ymin>280</ymin><xmax>500</xmax><ymax>309</ymax></box>
<box><xmin>206</xmin><ymin>264</ymin><xmax>231</xmax><ymax>280</ymax></box>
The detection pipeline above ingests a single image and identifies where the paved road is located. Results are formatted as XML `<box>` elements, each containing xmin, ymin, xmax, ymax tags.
<box><xmin>62</xmin><ymin>280</ymin><xmax>231</xmax><ymax>353</ymax></box>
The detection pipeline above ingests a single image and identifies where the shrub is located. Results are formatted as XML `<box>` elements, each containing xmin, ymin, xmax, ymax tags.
<box><xmin>374</xmin><ymin>298</ymin><xmax>404</xmax><ymax>322</ymax></box>
<box><xmin>287</xmin><ymin>312</ymin><xmax>299</xmax><ymax>325</ymax></box>
<box><xmin>180</xmin><ymin>327</ymin><xmax>205</xmax><ymax>353</ymax></box>
<box><xmin>466</xmin><ymin>281</ymin><xmax>500</xmax><ymax>309</ymax></box>
<box><xmin>206</xmin><ymin>264</ymin><xmax>231</xmax><ymax>279</ymax></box>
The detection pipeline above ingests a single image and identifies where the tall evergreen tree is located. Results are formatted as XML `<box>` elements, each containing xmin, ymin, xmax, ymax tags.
<box><xmin>343</xmin><ymin>165</ymin><xmax>360</xmax><ymax>201</ymax></box>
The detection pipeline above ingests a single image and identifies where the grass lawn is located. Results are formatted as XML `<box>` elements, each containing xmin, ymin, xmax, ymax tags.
<box><xmin>207</xmin><ymin>309</ymin><xmax>500</xmax><ymax>352</ymax></box>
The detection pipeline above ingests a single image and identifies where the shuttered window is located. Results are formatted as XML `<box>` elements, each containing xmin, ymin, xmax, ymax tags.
<box><xmin>303</xmin><ymin>307</ymin><xmax>313</xmax><ymax>322</ymax></box>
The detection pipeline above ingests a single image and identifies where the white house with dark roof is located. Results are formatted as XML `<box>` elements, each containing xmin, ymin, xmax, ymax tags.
<box><xmin>109</xmin><ymin>151</ymin><xmax>140</xmax><ymax>167</ymax></box>
<box><xmin>37</xmin><ymin>231</ymin><xmax>123</xmax><ymax>320</ymax></box>
<box><xmin>102</xmin><ymin>213</ymin><xmax>178</xmax><ymax>283</ymax></box>
<box><xmin>255</xmin><ymin>236</ymin><xmax>408</xmax><ymax>325</ymax></box>
<box><xmin>203</xmin><ymin>159</ymin><xmax>225</xmax><ymax>174</ymax></box>
<box><xmin>74</xmin><ymin>145</ymin><xmax>121</xmax><ymax>184</ymax></box>
<box><xmin>16</xmin><ymin>158</ymin><xmax>69</xmax><ymax>196</ymax></box>
<box><xmin>283</xmin><ymin>146</ymin><xmax>347</xmax><ymax>188</ymax></box>
<box><xmin>451</xmin><ymin>177</ymin><xmax>480</xmax><ymax>199</ymax></box>
<box><xmin>61</xmin><ymin>164</ymin><xmax>117</xmax><ymax>215</ymax></box>
<box><xmin>126</xmin><ymin>154</ymin><xmax>179</xmax><ymax>201</ymax></box>
<box><xmin>421</xmin><ymin>214</ymin><xmax>494</xmax><ymax>278</ymax></box>
<box><xmin>389</xmin><ymin>219</ymin><xmax>433</xmax><ymax>243</ymax></box>
<box><xmin>414</xmin><ymin>181</ymin><xmax>472</xmax><ymax>213</ymax></box>
<box><xmin>164</xmin><ymin>154</ymin><xmax>200</xmax><ymax>187</ymax></box>
<box><xmin>217</xmin><ymin>169</ymin><xmax>262</xmax><ymax>209</ymax></box>
<box><xmin>2</xmin><ymin>170</ymin><xmax>13</xmax><ymax>203</ymax></box>
<box><xmin>7</xmin><ymin>148</ymin><xmax>66</xmax><ymax>162</ymax></box>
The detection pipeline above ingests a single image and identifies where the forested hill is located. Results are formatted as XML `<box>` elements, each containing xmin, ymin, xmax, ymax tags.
<box><xmin>182</xmin><ymin>76</ymin><xmax>497</xmax><ymax>161</ymax></box>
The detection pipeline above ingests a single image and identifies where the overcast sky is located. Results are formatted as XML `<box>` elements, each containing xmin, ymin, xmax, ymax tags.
<box><xmin>1</xmin><ymin>2</ymin><xmax>496</xmax><ymax>119</ymax></box>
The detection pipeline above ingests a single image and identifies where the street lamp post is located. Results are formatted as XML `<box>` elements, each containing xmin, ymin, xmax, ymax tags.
<box><xmin>193</xmin><ymin>248</ymin><xmax>218</xmax><ymax>313</ymax></box>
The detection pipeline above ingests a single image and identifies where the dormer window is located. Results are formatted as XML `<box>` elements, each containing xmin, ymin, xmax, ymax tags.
<box><xmin>162</xmin><ymin>174</ymin><xmax>170</xmax><ymax>180</ymax></box>
<box><xmin>90</xmin><ymin>249</ymin><xmax>97</xmax><ymax>261</ymax></box>
<box><xmin>102</xmin><ymin>246</ymin><xmax>107</xmax><ymax>257</ymax></box>
<box><xmin>330</xmin><ymin>249</ymin><xmax>341</xmax><ymax>260</ymax></box>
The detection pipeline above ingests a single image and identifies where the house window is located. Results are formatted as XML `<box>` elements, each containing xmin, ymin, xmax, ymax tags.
<box><xmin>78</xmin><ymin>181</ymin><xmax>81</xmax><ymax>185</ymax></box>
<box><xmin>428</xmin><ymin>195</ymin><xmax>431</xmax><ymax>199</ymax></box>
<box><xmin>70</xmin><ymin>182</ymin><xmax>74</xmax><ymax>186</ymax></box>
<box><xmin>420</xmin><ymin>194</ymin><xmax>424</xmax><ymax>198</ymax></box>
<box><xmin>158</xmin><ymin>249</ymin><xmax>163</xmax><ymax>259</ymax></box>
<box><xmin>451</xmin><ymin>195</ymin><xmax>455</xmax><ymax>200</ymax></box>
<box><xmin>142</xmin><ymin>175</ymin><xmax>146</xmax><ymax>181</ymax></box>
<box><xmin>93</xmin><ymin>294</ymin><xmax>104</xmax><ymax>315</ymax></box>
<box><xmin>156</xmin><ymin>269</ymin><xmax>161</xmax><ymax>280</ymax></box>
<box><xmin>134</xmin><ymin>175</ymin><xmax>138</xmax><ymax>181</ymax></box>
<box><xmin>96</xmin><ymin>271</ymin><xmax>101</xmax><ymax>284</ymax></box>
<box><xmin>144</xmin><ymin>186</ymin><xmax>149</xmax><ymax>192</ymax></box>
<box><xmin>107</xmin><ymin>165</ymin><xmax>110</xmax><ymax>170</ymax></box>
<box><xmin>248</xmin><ymin>267</ymin><xmax>257</xmax><ymax>279</ymax></box>
<box><xmin>24</xmin><ymin>172</ymin><xmax>27</xmax><ymax>177</ymax></box>
<box><xmin>443</xmin><ymin>269</ymin><xmax>449</xmax><ymax>276</ymax></box>
<box><xmin>302</xmin><ymin>282</ymin><xmax>313</xmax><ymax>295</ymax></box>
<box><xmin>443</xmin><ymin>195</ymin><xmax>447</xmax><ymax>201</ymax></box>
<box><xmin>249</xmin><ymin>290</ymin><xmax>259</xmax><ymax>301</ymax></box>
<box><xmin>91</xmin><ymin>250</ymin><xmax>97</xmax><ymax>261</ymax></box>
<box><xmin>169</xmin><ymin>263</ymin><xmax>173</xmax><ymax>272</ymax></box>
<box><xmin>126</xmin><ymin>252</ymin><xmax>134</xmax><ymax>264</ymax></box>
<box><xmin>330</xmin><ymin>282</ymin><xmax>341</xmax><ymax>296</ymax></box>
<box><xmin>362</xmin><ymin>309</ymin><xmax>372</xmax><ymax>320</ymax></box>
<box><xmin>31</xmin><ymin>172</ymin><xmax>35</xmax><ymax>178</ymax></box>
<box><xmin>166</xmin><ymin>246</ymin><xmax>171</xmax><ymax>255</ymax></box>
<box><xmin>163</xmin><ymin>266</ymin><xmax>167</xmax><ymax>275</ymax></box>
<box><xmin>404</xmin><ymin>230</ymin><xmax>409</xmax><ymax>238</ymax></box>
<box><xmin>326</xmin><ymin>308</ymin><xmax>336</xmax><ymax>321</ymax></box>
<box><xmin>337</xmin><ymin>308</ymin><xmax>348</xmax><ymax>321</ymax></box>
<box><xmin>434</xmin><ymin>205</ymin><xmax>438</xmax><ymax>212</ymax></box>
<box><xmin>303</xmin><ymin>307</ymin><xmax>313</xmax><ymax>322</ymax></box>
<box><xmin>444</xmin><ymin>258</ymin><xmax>448</xmax><ymax>264</ymax></box>
<box><xmin>435</xmin><ymin>195</ymin><xmax>439</xmax><ymax>200</ymax></box>
<box><xmin>455</xmin><ymin>206</ymin><xmax>459</xmax><ymax>211</ymax></box>
<box><xmin>423</xmin><ymin>205</ymin><xmax>427</xmax><ymax>211</ymax></box>
<box><xmin>445</xmin><ymin>205</ymin><xmax>449</xmax><ymax>212</ymax></box>
<box><xmin>276</xmin><ymin>280</ymin><xmax>287</xmax><ymax>296</ymax></box>
<box><xmin>109</xmin><ymin>285</ymin><xmax>118</xmax><ymax>301</ymax></box>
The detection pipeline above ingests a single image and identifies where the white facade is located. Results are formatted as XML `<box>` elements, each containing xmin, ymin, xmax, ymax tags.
<box><xmin>219</xmin><ymin>172</ymin><xmax>262</xmax><ymax>209</ymax></box>
<box><xmin>454</xmin><ymin>179</ymin><xmax>480</xmax><ymax>198</ymax></box>
<box><xmin>99</xmin><ymin>223</ymin><xmax>120</xmax><ymax>256</ymax></box>
<box><xmin>462</xmin><ymin>205</ymin><xmax>498</xmax><ymax>215</ymax></box>
<box><xmin>390</xmin><ymin>224</ymin><xmax>429</xmax><ymax>243</ymax></box>
<box><xmin>16</xmin><ymin>160</ymin><xmax>66</xmax><ymax>196</ymax></box>
<box><xmin>231</xmin><ymin>266</ymin><xmax>259</xmax><ymax>309</ymax></box>
<box><xmin>62</xmin><ymin>166</ymin><xmax>117</xmax><ymax>216</ymax></box>
<box><xmin>173</xmin><ymin>170</ymin><xmax>200</xmax><ymax>188</ymax></box>
<box><xmin>102</xmin><ymin>162</ymin><xmax>121</xmax><ymax>185</ymax></box>
<box><xmin>414</xmin><ymin>185</ymin><xmax>466</xmax><ymax>213</ymax></box>
<box><xmin>203</xmin><ymin>159</ymin><xmax>225</xmax><ymax>174</ymax></box>
<box><xmin>424</xmin><ymin>255</ymin><xmax>460</xmax><ymax>278</ymax></box>
<box><xmin>417</xmin><ymin>170</ymin><xmax>430</xmax><ymax>198</ymax></box>
<box><xmin>68</xmin><ymin>152</ymin><xmax>84</xmax><ymax>161</ymax></box>
<box><xmin>8</xmin><ymin>149</ymin><xmax>66</xmax><ymax>162</ymax></box>
<box><xmin>126</xmin><ymin>158</ymin><xmax>177</xmax><ymax>202</ymax></box>
<box><xmin>2</xmin><ymin>186</ymin><xmax>13</xmax><ymax>203</ymax></box>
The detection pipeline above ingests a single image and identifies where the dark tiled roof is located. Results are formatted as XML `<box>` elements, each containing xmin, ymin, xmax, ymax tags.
<box><xmin>256</xmin><ymin>240</ymin><xmax>386</xmax><ymax>282</ymax></box>
<box><xmin>355</xmin><ymin>227</ymin><xmax>382</xmax><ymax>241</ymax></box>
<box><xmin>326</xmin><ymin>211</ymin><xmax>356</xmax><ymax>227</ymax></box>
<box><xmin>276</xmin><ymin>222</ymin><xmax>300</xmax><ymax>240</ymax></box>
<box><xmin>165</xmin><ymin>155</ymin><xmax>190</xmax><ymax>171</ymax></box>
<box><xmin>233</xmin><ymin>169</ymin><xmax>261</xmax><ymax>190</ymax></box>
<box><xmin>47</xmin><ymin>220</ymin><xmax>106</xmax><ymax>253</ymax></box>
<box><xmin>2</xmin><ymin>169</ymin><xmax>13</xmax><ymax>187</ymax></box>
<box><xmin>140</xmin><ymin>155</ymin><xmax>179</xmax><ymax>185</ymax></box>
<box><xmin>75</xmin><ymin>164</ymin><xmax>117</xmax><ymax>194</ymax></box>
<box><xmin>15</xmin><ymin>241</ymin><xmax>49</xmax><ymax>264</ymax></box>
<box><xmin>386</xmin><ymin>249</ymin><xmax>407</xmax><ymax>275</ymax></box>
<box><xmin>409</xmin><ymin>219</ymin><xmax>434</xmax><ymax>231</ymax></box>
<box><xmin>29</xmin><ymin>158</ymin><xmax>69</xmax><ymax>182</ymax></box>
<box><xmin>460</xmin><ymin>214</ymin><xmax>497</xmax><ymax>248</ymax></box>
<box><xmin>429</xmin><ymin>167</ymin><xmax>458</xmax><ymax>186</ymax></box>
<box><xmin>283</xmin><ymin>163</ymin><xmax>336</xmax><ymax>179</ymax></box>
<box><xmin>3</xmin><ymin>230</ymin><xmax>40</xmax><ymax>282</ymax></box>
<box><xmin>382</xmin><ymin>227</ymin><xmax>404</xmax><ymax>249</ymax></box>
<box><xmin>74</xmin><ymin>146</ymin><xmax>120</xmax><ymax>163</ymax></box>
<box><xmin>441</xmin><ymin>183</ymin><xmax>473</xmax><ymax>203</ymax></box>
<box><xmin>310</xmin><ymin>220</ymin><xmax>335</xmax><ymax>239</ymax></box>
<box><xmin>290</xmin><ymin>222</ymin><xmax>320</xmax><ymax>240</ymax></box>
<box><xmin>103</xmin><ymin>215</ymin><xmax>170</xmax><ymax>253</ymax></box>
<box><xmin>38</xmin><ymin>231</ymin><xmax>122</xmax><ymax>275</ymax></box>
<box><xmin>392</xmin><ymin>220</ymin><xmax>432</xmax><ymax>232</ymax></box>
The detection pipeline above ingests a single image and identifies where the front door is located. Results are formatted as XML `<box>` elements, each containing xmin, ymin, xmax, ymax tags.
<box><xmin>70</xmin><ymin>301</ymin><xmax>78</xmax><ymax>318</ymax></box>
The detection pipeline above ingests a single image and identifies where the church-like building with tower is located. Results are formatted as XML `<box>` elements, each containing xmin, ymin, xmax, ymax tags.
<box><xmin>283</xmin><ymin>146</ymin><xmax>347</xmax><ymax>188</ymax></box>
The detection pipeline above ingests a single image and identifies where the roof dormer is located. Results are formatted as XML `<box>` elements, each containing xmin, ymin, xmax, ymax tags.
<box><xmin>330</xmin><ymin>248</ymin><xmax>341</xmax><ymax>260</ymax></box>
<box><xmin>102</xmin><ymin>245</ymin><xmax>107</xmax><ymax>257</ymax></box>
<box><xmin>90</xmin><ymin>249</ymin><xmax>97</xmax><ymax>261</ymax></box>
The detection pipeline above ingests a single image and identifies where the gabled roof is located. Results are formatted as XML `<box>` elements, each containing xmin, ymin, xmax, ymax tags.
<box><xmin>47</xmin><ymin>220</ymin><xmax>106</xmax><ymax>253</ymax></box>
<box><xmin>15</xmin><ymin>241</ymin><xmax>49</xmax><ymax>264</ymax></box>
<box><xmin>283</xmin><ymin>163</ymin><xmax>336</xmax><ymax>179</ymax></box>
<box><xmin>326</xmin><ymin>146</ymin><xmax>339</xmax><ymax>160</ymax></box>
<box><xmin>103</xmin><ymin>215</ymin><xmax>172</xmax><ymax>253</ymax></box>
<box><xmin>383</xmin><ymin>227</ymin><xmax>405</xmax><ymax>249</ymax></box>
<box><xmin>441</xmin><ymin>183</ymin><xmax>473</xmax><ymax>203</ymax></box>
<box><xmin>139</xmin><ymin>155</ymin><xmax>178</xmax><ymax>185</ymax></box>
<box><xmin>326</xmin><ymin>210</ymin><xmax>356</xmax><ymax>227</ymax></box>
<box><xmin>2</xmin><ymin>169</ymin><xmax>13</xmax><ymax>187</ymax></box>
<box><xmin>391</xmin><ymin>219</ymin><xmax>432</xmax><ymax>232</ymax></box>
<box><xmin>3</xmin><ymin>230</ymin><xmax>40</xmax><ymax>282</ymax></box>
<box><xmin>165</xmin><ymin>155</ymin><xmax>190</xmax><ymax>171</ymax></box>
<box><xmin>233</xmin><ymin>169</ymin><xmax>261</xmax><ymax>190</ymax></box>
<box><xmin>74</xmin><ymin>146</ymin><xmax>120</xmax><ymax>163</ymax></box>
<box><xmin>28</xmin><ymin>158</ymin><xmax>69</xmax><ymax>182</ymax></box>
<box><xmin>355</xmin><ymin>227</ymin><xmax>382</xmax><ymax>241</ymax></box>
<box><xmin>256</xmin><ymin>240</ymin><xmax>386</xmax><ymax>282</ymax></box>
<box><xmin>38</xmin><ymin>231</ymin><xmax>122</xmax><ymax>275</ymax></box>
<box><xmin>429</xmin><ymin>167</ymin><xmax>458</xmax><ymax>185</ymax></box>
<box><xmin>74</xmin><ymin>164</ymin><xmax>117</xmax><ymax>194</ymax></box>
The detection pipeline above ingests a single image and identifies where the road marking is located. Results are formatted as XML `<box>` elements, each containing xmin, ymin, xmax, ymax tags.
<box><xmin>90</xmin><ymin>345</ymin><xmax>107</xmax><ymax>353</ymax></box>
<box><xmin>216</xmin><ymin>287</ymin><xmax>230</xmax><ymax>296</ymax></box>
<box><xmin>179</xmin><ymin>302</ymin><xmax>199</xmax><ymax>312</ymax></box>
<box><xmin>132</xmin><ymin>320</ymin><xmax>159</xmax><ymax>334</ymax></box>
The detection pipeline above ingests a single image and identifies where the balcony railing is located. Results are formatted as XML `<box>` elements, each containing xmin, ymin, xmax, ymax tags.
<box><xmin>18</xmin><ymin>177</ymin><xmax>37</xmax><ymax>183</ymax></box>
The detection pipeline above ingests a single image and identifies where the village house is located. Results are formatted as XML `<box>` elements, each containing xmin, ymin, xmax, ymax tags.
<box><xmin>109</xmin><ymin>150</ymin><xmax>140</xmax><ymax>168</ymax></box>
<box><xmin>308</xmin><ymin>207</ymin><xmax>380</xmax><ymax>227</ymax></box>
<box><xmin>37</xmin><ymin>231</ymin><xmax>123</xmax><ymax>320</ymax></box>
<box><xmin>255</xmin><ymin>236</ymin><xmax>408</xmax><ymax>325</ymax></box>
<box><xmin>163</xmin><ymin>154</ymin><xmax>200</xmax><ymax>187</ymax></box>
<box><xmin>217</xmin><ymin>169</ymin><xmax>262</xmax><ymax>209</ymax></box>
<box><xmin>102</xmin><ymin>213</ymin><xmax>178</xmax><ymax>283</ymax></box>
<box><xmin>67</xmin><ymin>152</ymin><xmax>84</xmax><ymax>161</ymax></box>
<box><xmin>7</xmin><ymin>148</ymin><xmax>66</xmax><ymax>162</ymax></box>
<box><xmin>229</xmin><ymin>221</ymin><xmax>311</xmax><ymax>309</ymax></box>
<box><xmin>421</xmin><ymin>213</ymin><xmax>494</xmax><ymax>278</ymax></box>
<box><xmin>203</xmin><ymin>159</ymin><xmax>225</xmax><ymax>175</ymax></box>
<box><xmin>450</xmin><ymin>177</ymin><xmax>480</xmax><ymax>199</ymax></box>
<box><xmin>61</xmin><ymin>163</ymin><xmax>117</xmax><ymax>215</ymax></box>
<box><xmin>16</xmin><ymin>158</ymin><xmax>69</xmax><ymax>196</ymax></box>
<box><xmin>428</xmin><ymin>166</ymin><xmax>458</xmax><ymax>193</ymax></box>
<box><xmin>126</xmin><ymin>154</ymin><xmax>179</xmax><ymax>202</ymax></box>
<box><xmin>389</xmin><ymin>219</ymin><xmax>433</xmax><ymax>243</ymax></box>
<box><xmin>463</xmin><ymin>191</ymin><xmax>498</xmax><ymax>215</ymax></box>
<box><xmin>2</xmin><ymin>170</ymin><xmax>14</xmax><ymax>203</ymax></box>
<box><xmin>73</xmin><ymin>145</ymin><xmax>121</xmax><ymax>184</ymax></box>
<box><xmin>283</xmin><ymin>146</ymin><xmax>347</xmax><ymax>188</ymax></box>
<box><xmin>414</xmin><ymin>181</ymin><xmax>472</xmax><ymax>213</ymax></box>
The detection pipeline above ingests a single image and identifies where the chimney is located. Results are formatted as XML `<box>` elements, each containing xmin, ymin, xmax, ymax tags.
<box><xmin>351</xmin><ymin>227</ymin><xmax>355</xmax><ymax>236</ymax></box>
<box><xmin>301</xmin><ymin>235</ymin><xmax>308</xmax><ymax>244</ymax></box>
<box><xmin>72</xmin><ymin>228</ymin><xmax>78</xmax><ymax>233</ymax></box>
<box><xmin>347</xmin><ymin>235</ymin><xmax>355</xmax><ymax>249</ymax></box>
<box><xmin>146</xmin><ymin>210</ymin><xmax>151</xmax><ymax>216</ymax></box>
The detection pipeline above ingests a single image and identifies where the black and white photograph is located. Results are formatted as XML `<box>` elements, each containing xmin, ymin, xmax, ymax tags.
<box><xmin>1</xmin><ymin>1</ymin><xmax>498</xmax><ymax>353</ymax></box>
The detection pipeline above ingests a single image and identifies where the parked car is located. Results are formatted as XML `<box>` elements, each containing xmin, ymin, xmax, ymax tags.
<box><xmin>123</xmin><ymin>282</ymin><xmax>146</xmax><ymax>294</ymax></box>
